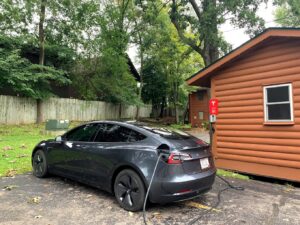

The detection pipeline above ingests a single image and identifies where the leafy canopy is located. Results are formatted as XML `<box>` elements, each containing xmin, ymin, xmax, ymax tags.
<box><xmin>0</xmin><ymin>37</ymin><xmax>70</xmax><ymax>99</ymax></box>
<box><xmin>274</xmin><ymin>0</ymin><xmax>300</xmax><ymax>26</ymax></box>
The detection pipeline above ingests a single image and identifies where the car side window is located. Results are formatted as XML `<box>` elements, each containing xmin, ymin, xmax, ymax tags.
<box><xmin>93</xmin><ymin>124</ymin><xmax>107</xmax><ymax>142</ymax></box>
<box><xmin>94</xmin><ymin>124</ymin><xmax>146</xmax><ymax>142</ymax></box>
<box><xmin>127</xmin><ymin>129</ymin><xmax>146</xmax><ymax>142</ymax></box>
<box><xmin>66</xmin><ymin>124</ymin><xmax>99</xmax><ymax>142</ymax></box>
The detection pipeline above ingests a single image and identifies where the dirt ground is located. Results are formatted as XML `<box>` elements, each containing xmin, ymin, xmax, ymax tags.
<box><xmin>1</xmin><ymin>173</ymin><xmax>300</xmax><ymax>225</ymax></box>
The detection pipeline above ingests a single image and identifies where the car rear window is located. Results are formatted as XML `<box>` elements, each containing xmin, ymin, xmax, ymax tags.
<box><xmin>141</xmin><ymin>126</ymin><xmax>191</xmax><ymax>140</ymax></box>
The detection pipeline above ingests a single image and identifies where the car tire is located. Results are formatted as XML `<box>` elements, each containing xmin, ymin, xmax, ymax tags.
<box><xmin>114</xmin><ymin>169</ymin><xmax>146</xmax><ymax>211</ymax></box>
<box><xmin>32</xmin><ymin>150</ymin><xmax>48</xmax><ymax>178</ymax></box>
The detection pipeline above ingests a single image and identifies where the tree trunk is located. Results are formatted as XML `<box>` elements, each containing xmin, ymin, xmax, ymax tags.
<box><xmin>170</xmin><ymin>0</ymin><xmax>219</xmax><ymax>67</ymax></box>
<box><xmin>37</xmin><ymin>0</ymin><xmax>46</xmax><ymax>124</ymax></box>
<box><xmin>36</xmin><ymin>99</ymin><xmax>43</xmax><ymax>124</ymax></box>
<box><xmin>174</xmin><ymin>81</ymin><xmax>179</xmax><ymax>124</ymax></box>
<box><xmin>38</xmin><ymin>0</ymin><xmax>46</xmax><ymax>66</ymax></box>
<box><xmin>136</xmin><ymin>35</ymin><xmax>144</xmax><ymax>120</ymax></box>
<box><xmin>119</xmin><ymin>103</ymin><xmax>122</xmax><ymax>119</ymax></box>
<box><xmin>159</xmin><ymin>98</ymin><xmax>166</xmax><ymax>118</ymax></box>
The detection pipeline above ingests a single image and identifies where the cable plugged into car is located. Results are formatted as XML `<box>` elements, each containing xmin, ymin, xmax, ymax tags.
<box><xmin>142</xmin><ymin>145</ymin><xmax>245</xmax><ymax>225</ymax></box>
<box><xmin>156</xmin><ymin>145</ymin><xmax>193</xmax><ymax>164</ymax></box>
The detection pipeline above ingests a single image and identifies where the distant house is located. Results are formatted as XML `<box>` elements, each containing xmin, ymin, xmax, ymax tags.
<box><xmin>189</xmin><ymin>88</ymin><xmax>209</xmax><ymax>127</ymax></box>
<box><xmin>187</xmin><ymin>28</ymin><xmax>300</xmax><ymax>182</ymax></box>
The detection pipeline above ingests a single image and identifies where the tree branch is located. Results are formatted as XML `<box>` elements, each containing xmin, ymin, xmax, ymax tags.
<box><xmin>170</xmin><ymin>0</ymin><xmax>203</xmax><ymax>57</ymax></box>
<box><xmin>188</xmin><ymin>0</ymin><xmax>202</xmax><ymax>21</ymax></box>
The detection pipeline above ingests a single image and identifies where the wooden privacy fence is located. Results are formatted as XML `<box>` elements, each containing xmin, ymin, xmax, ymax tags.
<box><xmin>0</xmin><ymin>95</ymin><xmax>152</xmax><ymax>124</ymax></box>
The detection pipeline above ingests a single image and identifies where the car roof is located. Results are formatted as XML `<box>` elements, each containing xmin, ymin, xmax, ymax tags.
<box><xmin>85</xmin><ymin>120</ymin><xmax>192</xmax><ymax>140</ymax></box>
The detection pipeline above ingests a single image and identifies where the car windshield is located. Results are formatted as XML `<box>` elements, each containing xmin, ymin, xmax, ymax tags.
<box><xmin>141</xmin><ymin>126</ymin><xmax>191</xmax><ymax>140</ymax></box>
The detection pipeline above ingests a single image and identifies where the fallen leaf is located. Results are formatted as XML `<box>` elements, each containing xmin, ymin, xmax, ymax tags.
<box><xmin>28</xmin><ymin>196</ymin><xmax>41</xmax><ymax>204</ymax></box>
<box><xmin>284</xmin><ymin>184</ymin><xmax>294</xmax><ymax>193</ymax></box>
<box><xmin>2</xmin><ymin>146</ymin><xmax>13</xmax><ymax>151</ymax></box>
<box><xmin>20</xmin><ymin>144</ymin><xmax>27</xmax><ymax>149</ymax></box>
<box><xmin>3</xmin><ymin>185</ymin><xmax>18</xmax><ymax>191</ymax></box>
<box><xmin>184</xmin><ymin>201</ymin><xmax>221</xmax><ymax>212</ymax></box>
<box><xmin>128</xmin><ymin>212</ymin><xmax>134</xmax><ymax>217</ymax></box>
<box><xmin>9</xmin><ymin>160</ymin><xmax>16</xmax><ymax>163</ymax></box>
<box><xmin>152</xmin><ymin>212</ymin><xmax>162</xmax><ymax>220</ymax></box>
<box><xmin>16</xmin><ymin>154</ymin><xmax>28</xmax><ymax>158</ymax></box>
<box><xmin>5</xmin><ymin>169</ymin><xmax>17</xmax><ymax>177</ymax></box>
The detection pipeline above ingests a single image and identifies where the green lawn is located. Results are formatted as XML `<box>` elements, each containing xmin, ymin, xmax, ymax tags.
<box><xmin>0</xmin><ymin>122</ymin><xmax>81</xmax><ymax>177</ymax></box>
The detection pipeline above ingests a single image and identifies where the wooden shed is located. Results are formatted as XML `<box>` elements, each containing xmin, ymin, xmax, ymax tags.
<box><xmin>187</xmin><ymin>28</ymin><xmax>300</xmax><ymax>182</ymax></box>
<box><xmin>189</xmin><ymin>89</ymin><xmax>209</xmax><ymax>128</ymax></box>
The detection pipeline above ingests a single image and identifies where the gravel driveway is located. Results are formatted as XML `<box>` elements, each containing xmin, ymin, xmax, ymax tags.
<box><xmin>1</xmin><ymin>173</ymin><xmax>300</xmax><ymax>225</ymax></box>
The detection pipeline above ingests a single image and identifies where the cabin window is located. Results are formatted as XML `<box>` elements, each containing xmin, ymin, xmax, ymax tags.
<box><xmin>263</xmin><ymin>83</ymin><xmax>293</xmax><ymax>122</ymax></box>
<box><xmin>197</xmin><ymin>90</ymin><xmax>206</xmax><ymax>101</ymax></box>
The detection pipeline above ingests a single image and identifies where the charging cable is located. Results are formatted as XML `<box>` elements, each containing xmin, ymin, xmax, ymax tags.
<box><xmin>187</xmin><ymin>174</ymin><xmax>244</xmax><ymax>225</ymax></box>
<box><xmin>142</xmin><ymin>154</ymin><xmax>244</xmax><ymax>225</ymax></box>
<box><xmin>143</xmin><ymin>154</ymin><xmax>163</xmax><ymax>225</ymax></box>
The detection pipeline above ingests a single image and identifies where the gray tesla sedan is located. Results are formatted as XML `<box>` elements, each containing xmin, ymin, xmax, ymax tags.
<box><xmin>32</xmin><ymin>121</ymin><xmax>216</xmax><ymax>211</ymax></box>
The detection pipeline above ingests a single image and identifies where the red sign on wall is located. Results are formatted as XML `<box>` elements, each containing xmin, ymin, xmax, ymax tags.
<box><xmin>209</xmin><ymin>99</ymin><xmax>219</xmax><ymax>115</ymax></box>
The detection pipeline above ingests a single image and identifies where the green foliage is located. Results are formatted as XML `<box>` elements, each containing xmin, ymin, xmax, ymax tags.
<box><xmin>170</xmin><ymin>123</ymin><xmax>192</xmax><ymax>130</ymax></box>
<box><xmin>71</xmin><ymin>2</ymin><xmax>139</xmax><ymax>104</ymax></box>
<box><xmin>274</xmin><ymin>0</ymin><xmax>300</xmax><ymax>26</ymax></box>
<box><xmin>142</xmin><ymin>58</ymin><xmax>168</xmax><ymax>107</ymax></box>
<box><xmin>0</xmin><ymin>37</ymin><xmax>71</xmax><ymax>99</ymax></box>
<box><xmin>169</xmin><ymin>0</ymin><xmax>265</xmax><ymax>65</ymax></box>
<box><xmin>201</xmin><ymin>121</ymin><xmax>209</xmax><ymax>130</ymax></box>
<box><xmin>140</xmin><ymin>7</ymin><xmax>202</xmax><ymax>121</ymax></box>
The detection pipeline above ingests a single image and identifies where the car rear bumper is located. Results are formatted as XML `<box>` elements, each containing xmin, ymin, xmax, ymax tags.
<box><xmin>149</xmin><ymin>168</ymin><xmax>216</xmax><ymax>204</ymax></box>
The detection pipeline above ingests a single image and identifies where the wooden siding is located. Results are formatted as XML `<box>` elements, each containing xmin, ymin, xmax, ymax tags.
<box><xmin>189</xmin><ymin>91</ymin><xmax>209</xmax><ymax>127</ymax></box>
<box><xmin>211</xmin><ymin>38</ymin><xmax>300</xmax><ymax>182</ymax></box>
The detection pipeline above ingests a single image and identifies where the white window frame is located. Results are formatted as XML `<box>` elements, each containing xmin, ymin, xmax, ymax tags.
<box><xmin>263</xmin><ymin>83</ymin><xmax>294</xmax><ymax>122</ymax></box>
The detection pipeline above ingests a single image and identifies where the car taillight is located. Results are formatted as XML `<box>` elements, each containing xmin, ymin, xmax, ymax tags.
<box><xmin>167</xmin><ymin>152</ymin><xmax>192</xmax><ymax>164</ymax></box>
<box><xmin>196</xmin><ymin>139</ymin><xmax>208</xmax><ymax>145</ymax></box>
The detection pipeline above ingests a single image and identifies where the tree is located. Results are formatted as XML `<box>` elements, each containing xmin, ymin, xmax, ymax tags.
<box><xmin>169</xmin><ymin>0</ymin><xmax>265</xmax><ymax>66</ymax></box>
<box><xmin>140</xmin><ymin>6</ymin><xmax>202</xmax><ymax>122</ymax></box>
<box><xmin>0</xmin><ymin>0</ymin><xmax>100</xmax><ymax>50</ymax></box>
<box><xmin>0</xmin><ymin>36</ymin><xmax>70</xmax><ymax>99</ymax></box>
<box><xmin>130</xmin><ymin>0</ymin><xmax>163</xmax><ymax>119</ymax></box>
<box><xmin>71</xmin><ymin>1</ymin><xmax>139</xmax><ymax>105</ymax></box>
<box><xmin>274</xmin><ymin>0</ymin><xmax>300</xmax><ymax>26</ymax></box>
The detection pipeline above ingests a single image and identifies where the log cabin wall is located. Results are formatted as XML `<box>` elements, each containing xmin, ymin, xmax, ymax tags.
<box><xmin>211</xmin><ymin>37</ymin><xmax>300</xmax><ymax>181</ymax></box>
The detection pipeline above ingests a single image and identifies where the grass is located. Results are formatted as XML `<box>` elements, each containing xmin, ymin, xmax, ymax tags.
<box><xmin>170</xmin><ymin>123</ymin><xmax>192</xmax><ymax>130</ymax></box>
<box><xmin>217</xmin><ymin>169</ymin><xmax>249</xmax><ymax>180</ymax></box>
<box><xmin>0</xmin><ymin>122</ymin><xmax>81</xmax><ymax>177</ymax></box>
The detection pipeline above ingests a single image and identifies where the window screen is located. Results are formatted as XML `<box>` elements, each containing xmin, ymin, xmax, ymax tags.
<box><xmin>264</xmin><ymin>84</ymin><xmax>293</xmax><ymax>122</ymax></box>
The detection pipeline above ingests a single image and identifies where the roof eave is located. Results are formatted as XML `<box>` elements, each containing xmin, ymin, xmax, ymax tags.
<box><xmin>187</xmin><ymin>28</ymin><xmax>300</xmax><ymax>86</ymax></box>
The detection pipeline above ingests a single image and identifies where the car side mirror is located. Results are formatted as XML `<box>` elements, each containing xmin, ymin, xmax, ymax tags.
<box><xmin>55</xmin><ymin>136</ymin><xmax>63</xmax><ymax>142</ymax></box>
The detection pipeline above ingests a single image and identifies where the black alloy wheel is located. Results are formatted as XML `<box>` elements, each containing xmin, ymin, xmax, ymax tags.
<box><xmin>32</xmin><ymin>150</ymin><xmax>48</xmax><ymax>178</ymax></box>
<box><xmin>114</xmin><ymin>169</ymin><xmax>146</xmax><ymax>211</ymax></box>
